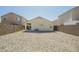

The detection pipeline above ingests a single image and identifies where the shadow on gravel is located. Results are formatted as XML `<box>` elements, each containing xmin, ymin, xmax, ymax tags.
<box><xmin>23</xmin><ymin>30</ymin><xmax>57</xmax><ymax>33</ymax></box>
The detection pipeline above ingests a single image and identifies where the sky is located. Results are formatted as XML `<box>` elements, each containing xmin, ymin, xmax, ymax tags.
<box><xmin>0</xmin><ymin>6</ymin><xmax>75</xmax><ymax>21</ymax></box>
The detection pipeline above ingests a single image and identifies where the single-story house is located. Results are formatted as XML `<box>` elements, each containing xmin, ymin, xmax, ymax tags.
<box><xmin>25</xmin><ymin>16</ymin><xmax>54</xmax><ymax>31</ymax></box>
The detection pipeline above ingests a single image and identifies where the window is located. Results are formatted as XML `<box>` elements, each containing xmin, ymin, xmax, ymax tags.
<box><xmin>27</xmin><ymin>23</ymin><xmax>31</xmax><ymax>25</ymax></box>
<box><xmin>50</xmin><ymin>26</ymin><xmax>52</xmax><ymax>28</ymax></box>
<box><xmin>3</xmin><ymin>18</ymin><xmax>6</xmax><ymax>20</ymax></box>
<box><xmin>27</xmin><ymin>26</ymin><xmax>31</xmax><ymax>30</ymax></box>
<box><xmin>76</xmin><ymin>23</ymin><xmax>79</xmax><ymax>25</ymax></box>
<box><xmin>26</xmin><ymin>23</ymin><xmax>31</xmax><ymax>30</ymax></box>
<box><xmin>54</xmin><ymin>26</ymin><xmax>58</xmax><ymax>31</ymax></box>
<box><xmin>40</xmin><ymin>24</ymin><xmax>43</xmax><ymax>26</ymax></box>
<box><xmin>17</xmin><ymin>17</ymin><xmax>20</xmax><ymax>22</ymax></box>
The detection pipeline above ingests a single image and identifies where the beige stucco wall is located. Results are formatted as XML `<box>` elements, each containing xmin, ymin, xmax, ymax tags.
<box><xmin>1</xmin><ymin>12</ymin><xmax>27</xmax><ymax>26</ymax></box>
<box><xmin>52</xmin><ymin>19</ymin><xmax>63</xmax><ymax>26</ymax></box>
<box><xmin>58</xmin><ymin>6</ymin><xmax>79</xmax><ymax>25</ymax></box>
<box><xmin>1</xmin><ymin>13</ymin><xmax>17</xmax><ymax>24</ymax></box>
<box><xmin>58</xmin><ymin>10</ymin><xmax>72</xmax><ymax>25</ymax></box>
<box><xmin>72</xmin><ymin>6</ymin><xmax>79</xmax><ymax>20</ymax></box>
<box><xmin>21</xmin><ymin>17</ymin><xmax>27</xmax><ymax>26</ymax></box>
<box><xmin>26</xmin><ymin>17</ymin><xmax>54</xmax><ymax>31</ymax></box>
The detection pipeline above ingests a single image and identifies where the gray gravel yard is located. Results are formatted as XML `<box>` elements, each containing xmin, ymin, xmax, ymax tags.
<box><xmin>0</xmin><ymin>31</ymin><xmax>79</xmax><ymax>52</ymax></box>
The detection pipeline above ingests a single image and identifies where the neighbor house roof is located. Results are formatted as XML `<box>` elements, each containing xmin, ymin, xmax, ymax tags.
<box><xmin>1</xmin><ymin>12</ymin><xmax>28</xmax><ymax>21</ymax></box>
<box><xmin>58</xmin><ymin>6</ymin><xmax>79</xmax><ymax>17</ymax></box>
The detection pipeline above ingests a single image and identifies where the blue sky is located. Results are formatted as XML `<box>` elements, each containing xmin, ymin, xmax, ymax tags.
<box><xmin>0</xmin><ymin>6</ymin><xmax>75</xmax><ymax>21</ymax></box>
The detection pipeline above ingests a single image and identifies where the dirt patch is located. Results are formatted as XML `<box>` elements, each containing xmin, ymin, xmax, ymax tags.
<box><xmin>0</xmin><ymin>31</ymin><xmax>79</xmax><ymax>52</ymax></box>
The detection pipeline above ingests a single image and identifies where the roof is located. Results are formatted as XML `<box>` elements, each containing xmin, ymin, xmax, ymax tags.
<box><xmin>1</xmin><ymin>12</ymin><xmax>24</xmax><ymax>18</ymax></box>
<box><xmin>30</xmin><ymin>16</ymin><xmax>52</xmax><ymax>23</ymax></box>
<box><xmin>1</xmin><ymin>12</ymin><xmax>27</xmax><ymax>21</ymax></box>
<box><xmin>1</xmin><ymin>12</ymin><xmax>17</xmax><ymax>17</ymax></box>
<box><xmin>58</xmin><ymin>6</ymin><xmax>77</xmax><ymax>17</ymax></box>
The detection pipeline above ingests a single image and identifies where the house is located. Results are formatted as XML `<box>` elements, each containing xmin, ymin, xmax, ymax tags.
<box><xmin>53</xmin><ymin>19</ymin><xmax>65</xmax><ymax>26</ymax></box>
<box><xmin>53</xmin><ymin>7</ymin><xmax>79</xmax><ymax>26</ymax></box>
<box><xmin>1</xmin><ymin>12</ymin><xmax>27</xmax><ymax>26</ymax></box>
<box><xmin>52</xmin><ymin>19</ymin><xmax>62</xmax><ymax>31</ymax></box>
<box><xmin>55</xmin><ymin>6</ymin><xmax>79</xmax><ymax>36</ymax></box>
<box><xmin>25</xmin><ymin>16</ymin><xmax>54</xmax><ymax>31</ymax></box>
<box><xmin>58</xmin><ymin>6</ymin><xmax>79</xmax><ymax>25</ymax></box>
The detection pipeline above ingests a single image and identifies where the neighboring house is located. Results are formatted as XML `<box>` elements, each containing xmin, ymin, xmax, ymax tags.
<box><xmin>52</xmin><ymin>19</ymin><xmax>63</xmax><ymax>26</ymax></box>
<box><xmin>53</xmin><ymin>6</ymin><xmax>79</xmax><ymax>36</ymax></box>
<box><xmin>52</xmin><ymin>19</ymin><xmax>63</xmax><ymax>31</ymax></box>
<box><xmin>1</xmin><ymin>12</ymin><xmax>27</xmax><ymax>26</ymax></box>
<box><xmin>53</xmin><ymin>7</ymin><xmax>79</xmax><ymax>26</ymax></box>
<box><xmin>58</xmin><ymin>6</ymin><xmax>79</xmax><ymax>25</ymax></box>
<box><xmin>25</xmin><ymin>16</ymin><xmax>53</xmax><ymax>31</ymax></box>
<box><xmin>0</xmin><ymin>17</ymin><xmax>1</xmax><ymax>23</ymax></box>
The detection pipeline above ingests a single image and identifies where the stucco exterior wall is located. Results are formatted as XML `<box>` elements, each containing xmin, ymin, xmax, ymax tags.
<box><xmin>72</xmin><ymin>7</ymin><xmax>79</xmax><ymax>20</ymax></box>
<box><xmin>31</xmin><ymin>22</ymin><xmax>53</xmax><ymax>31</ymax></box>
<box><xmin>58</xmin><ymin>7</ymin><xmax>79</xmax><ymax>25</ymax></box>
<box><xmin>57</xmin><ymin>6</ymin><xmax>79</xmax><ymax>36</ymax></box>
<box><xmin>58</xmin><ymin>10</ymin><xmax>72</xmax><ymax>25</ymax></box>
<box><xmin>52</xmin><ymin>19</ymin><xmax>63</xmax><ymax>26</ymax></box>
<box><xmin>21</xmin><ymin>17</ymin><xmax>27</xmax><ymax>26</ymax></box>
<box><xmin>1</xmin><ymin>13</ymin><xmax>17</xmax><ymax>24</ymax></box>
<box><xmin>27</xmin><ymin>17</ymin><xmax>54</xmax><ymax>31</ymax></box>
<box><xmin>71</xmin><ymin>7</ymin><xmax>79</xmax><ymax>24</ymax></box>
<box><xmin>1</xmin><ymin>12</ymin><xmax>27</xmax><ymax>26</ymax></box>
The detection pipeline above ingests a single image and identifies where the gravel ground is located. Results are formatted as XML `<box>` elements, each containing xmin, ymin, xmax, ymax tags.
<box><xmin>0</xmin><ymin>31</ymin><xmax>79</xmax><ymax>52</ymax></box>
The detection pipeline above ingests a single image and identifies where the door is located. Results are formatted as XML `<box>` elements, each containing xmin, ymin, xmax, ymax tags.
<box><xmin>54</xmin><ymin>26</ymin><xmax>58</xmax><ymax>31</ymax></box>
<box><xmin>26</xmin><ymin>23</ymin><xmax>31</xmax><ymax>30</ymax></box>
